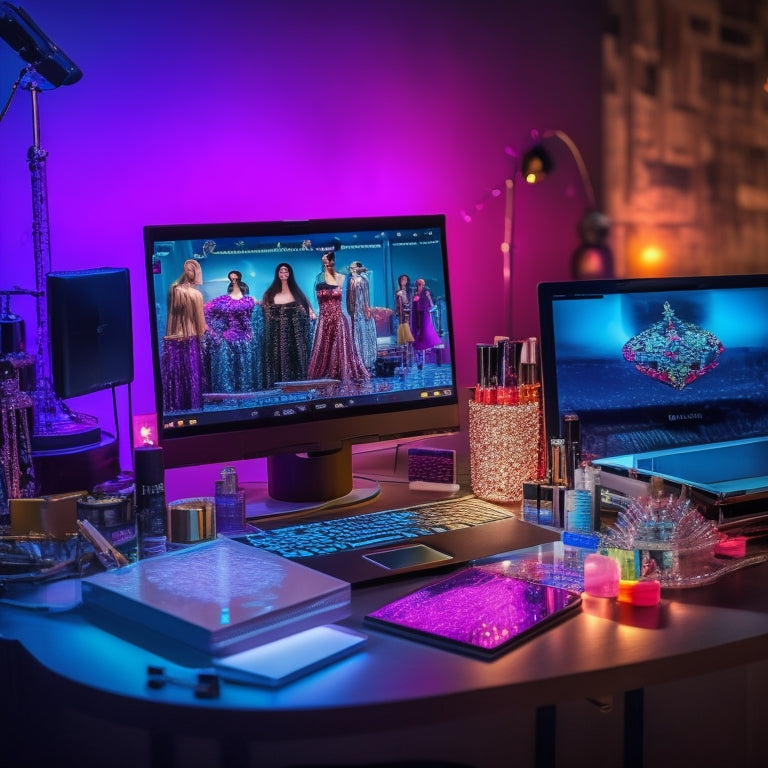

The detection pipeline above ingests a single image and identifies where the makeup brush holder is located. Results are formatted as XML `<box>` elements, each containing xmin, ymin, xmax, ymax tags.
<box><xmin>468</xmin><ymin>400</ymin><xmax>541</xmax><ymax>503</ymax></box>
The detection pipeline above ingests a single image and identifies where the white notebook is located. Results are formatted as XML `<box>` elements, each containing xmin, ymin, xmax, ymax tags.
<box><xmin>213</xmin><ymin>624</ymin><xmax>367</xmax><ymax>687</ymax></box>
<box><xmin>81</xmin><ymin>537</ymin><xmax>351</xmax><ymax>656</ymax></box>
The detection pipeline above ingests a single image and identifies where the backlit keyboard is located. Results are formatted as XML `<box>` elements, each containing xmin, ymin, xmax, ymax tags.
<box><xmin>241</xmin><ymin>496</ymin><xmax>513</xmax><ymax>559</ymax></box>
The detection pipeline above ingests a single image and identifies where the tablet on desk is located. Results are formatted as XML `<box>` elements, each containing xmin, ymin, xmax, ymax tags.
<box><xmin>365</xmin><ymin>563</ymin><xmax>581</xmax><ymax>660</ymax></box>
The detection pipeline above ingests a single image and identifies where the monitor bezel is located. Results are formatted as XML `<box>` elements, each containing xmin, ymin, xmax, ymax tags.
<box><xmin>143</xmin><ymin>213</ymin><xmax>460</xmax><ymax>472</ymax></box>
<box><xmin>538</xmin><ymin>272</ymin><xmax>768</xmax><ymax>458</ymax></box>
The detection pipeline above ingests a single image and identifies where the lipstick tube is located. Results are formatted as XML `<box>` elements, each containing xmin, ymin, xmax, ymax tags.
<box><xmin>562</xmin><ymin>412</ymin><xmax>581</xmax><ymax>489</ymax></box>
<box><xmin>496</xmin><ymin>338</ymin><xmax>522</xmax><ymax>405</ymax></box>
<box><xmin>475</xmin><ymin>343</ymin><xmax>498</xmax><ymax>403</ymax></box>
<box><xmin>519</xmin><ymin>337</ymin><xmax>540</xmax><ymax>403</ymax></box>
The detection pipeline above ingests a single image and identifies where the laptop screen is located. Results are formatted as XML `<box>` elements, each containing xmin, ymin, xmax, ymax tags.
<box><xmin>538</xmin><ymin>275</ymin><xmax>768</xmax><ymax>461</ymax></box>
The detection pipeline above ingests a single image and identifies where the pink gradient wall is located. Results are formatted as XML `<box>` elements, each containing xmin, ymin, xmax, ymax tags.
<box><xmin>0</xmin><ymin>1</ymin><xmax>603</xmax><ymax>468</ymax></box>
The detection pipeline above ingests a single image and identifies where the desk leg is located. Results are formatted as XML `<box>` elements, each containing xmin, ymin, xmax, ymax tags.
<box><xmin>149</xmin><ymin>731</ymin><xmax>176</xmax><ymax>768</ymax></box>
<box><xmin>623</xmin><ymin>688</ymin><xmax>644</xmax><ymax>768</ymax></box>
<box><xmin>219</xmin><ymin>739</ymin><xmax>250</xmax><ymax>768</ymax></box>
<box><xmin>535</xmin><ymin>704</ymin><xmax>556</xmax><ymax>768</ymax></box>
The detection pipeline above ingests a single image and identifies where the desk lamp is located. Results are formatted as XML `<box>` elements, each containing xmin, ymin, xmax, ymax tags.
<box><xmin>501</xmin><ymin>128</ymin><xmax>608</xmax><ymax>335</ymax></box>
<box><xmin>518</xmin><ymin>130</ymin><xmax>613</xmax><ymax>281</ymax></box>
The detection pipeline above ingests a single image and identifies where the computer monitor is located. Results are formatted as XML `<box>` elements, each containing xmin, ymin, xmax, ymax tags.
<box><xmin>144</xmin><ymin>214</ymin><xmax>459</xmax><ymax>512</ymax></box>
<box><xmin>538</xmin><ymin>273</ymin><xmax>768</xmax><ymax>461</ymax></box>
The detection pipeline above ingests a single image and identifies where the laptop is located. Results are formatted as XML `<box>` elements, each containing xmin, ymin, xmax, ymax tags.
<box><xmin>237</xmin><ymin>490</ymin><xmax>561</xmax><ymax>587</ymax></box>
<box><xmin>537</xmin><ymin>274</ymin><xmax>768</xmax><ymax>527</ymax></box>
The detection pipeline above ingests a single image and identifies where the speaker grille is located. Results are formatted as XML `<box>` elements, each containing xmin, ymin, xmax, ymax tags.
<box><xmin>47</xmin><ymin>267</ymin><xmax>134</xmax><ymax>398</ymax></box>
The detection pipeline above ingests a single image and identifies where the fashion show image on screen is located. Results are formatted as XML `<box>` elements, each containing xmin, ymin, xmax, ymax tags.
<box><xmin>539</xmin><ymin>276</ymin><xmax>768</xmax><ymax>461</ymax></box>
<box><xmin>144</xmin><ymin>215</ymin><xmax>459</xmax><ymax>506</ymax></box>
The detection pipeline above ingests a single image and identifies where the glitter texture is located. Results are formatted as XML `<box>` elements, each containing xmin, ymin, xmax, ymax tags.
<box><xmin>0</xmin><ymin>369</ymin><xmax>37</xmax><ymax>525</ymax></box>
<box><xmin>367</xmin><ymin>563</ymin><xmax>580</xmax><ymax>655</ymax></box>
<box><xmin>468</xmin><ymin>400</ymin><xmax>540</xmax><ymax>503</ymax></box>
<box><xmin>161</xmin><ymin>335</ymin><xmax>206</xmax><ymax>412</ymax></box>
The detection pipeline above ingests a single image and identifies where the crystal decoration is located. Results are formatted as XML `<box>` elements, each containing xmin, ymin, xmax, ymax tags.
<box><xmin>601</xmin><ymin>494</ymin><xmax>720</xmax><ymax>587</ymax></box>
<box><xmin>0</xmin><ymin>362</ymin><xmax>37</xmax><ymax>526</ymax></box>
<box><xmin>621</xmin><ymin>301</ymin><xmax>724</xmax><ymax>390</ymax></box>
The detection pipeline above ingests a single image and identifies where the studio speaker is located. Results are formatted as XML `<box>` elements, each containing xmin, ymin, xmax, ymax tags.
<box><xmin>47</xmin><ymin>267</ymin><xmax>134</xmax><ymax>398</ymax></box>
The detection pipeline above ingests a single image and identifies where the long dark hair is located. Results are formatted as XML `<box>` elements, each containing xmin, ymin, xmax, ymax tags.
<box><xmin>322</xmin><ymin>250</ymin><xmax>337</xmax><ymax>277</ymax></box>
<box><xmin>262</xmin><ymin>262</ymin><xmax>311</xmax><ymax>311</ymax></box>
<box><xmin>227</xmin><ymin>269</ymin><xmax>249</xmax><ymax>295</ymax></box>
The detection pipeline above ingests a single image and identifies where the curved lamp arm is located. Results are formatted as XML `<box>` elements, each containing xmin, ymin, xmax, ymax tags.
<box><xmin>540</xmin><ymin>129</ymin><xmax>597</xmax><ymax>210</ymax></box>
<box><xmin>501</xmin><ymin>128</ymin><xmax>598</xmax><ymax>334</ymax></box>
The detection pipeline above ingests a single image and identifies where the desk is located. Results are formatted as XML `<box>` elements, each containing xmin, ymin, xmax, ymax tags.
<box><xmin>2</xmin><ymin>471</ymin><xmax>768</xmax><ymax>768</ymax></box>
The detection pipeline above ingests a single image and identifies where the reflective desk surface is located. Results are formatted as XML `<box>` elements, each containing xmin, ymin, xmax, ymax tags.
<box><xmin>3</xmin><ymin>457</ymin><xmax>768</xmax><ymax>767</ymax></box>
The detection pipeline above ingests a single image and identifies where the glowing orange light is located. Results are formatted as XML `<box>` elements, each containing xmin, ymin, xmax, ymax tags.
<box><xmin>132</xmin><ymin>413</ymin><xmax>158</xmax><ymax>447</ymax></box>
<box><xmin>639</xmin><ymin>245</ymin><xmax>665</xmax><ymax>269</ymax></box>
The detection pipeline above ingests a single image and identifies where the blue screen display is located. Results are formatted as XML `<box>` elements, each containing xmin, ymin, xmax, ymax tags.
<box><xmin>539</xmin><ymin>277</ymin><xmax>768</xmax><ymax>460</ymax></box>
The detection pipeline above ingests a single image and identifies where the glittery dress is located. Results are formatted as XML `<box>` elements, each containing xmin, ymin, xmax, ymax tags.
<box><xmin>204</xmin><ymin>294</ymin><xmax>263</xmax><ymax>393</ymax></box>
<box><xmin>307</xmin><ymin>282</ymin><xmax>370</xmax><ymax>382</ymax></box>
<box><xmin>346</xmin><ymin>273</ymin><xmax>378</xmax><ymax>372</ymax></box>
<box><xmin>162</xmin><ymin>283</ymin><xmax>207</xmax><ymax>411</ymax></box>
<box><xmin>263</xmin><ymin>300</ymin><xmax>312</xmax><ymax>386</ymax></box>
<box><xmin>395</xmin><ymin>288</ymin><xmax>414</xmax><ymax>344</ymax></box>
<box><xmin>411</xmin><ymin>289</ymin><xmax>442</xmax><ymax>350</ymax></box>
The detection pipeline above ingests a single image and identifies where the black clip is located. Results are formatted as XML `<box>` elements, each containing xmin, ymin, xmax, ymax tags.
<box><xmin>146</xmin><ymin>665</ymin><xmax>220</xmax><ymax>699</ymax></box>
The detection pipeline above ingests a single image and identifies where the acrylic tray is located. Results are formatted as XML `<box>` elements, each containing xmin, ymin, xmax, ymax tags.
<box><xmin>0</xmin><ymin>532</ymin><xmax>87</xmax><ymax>584</ymax></box>
<box><xmin>600</xmin><ymin>494</ymin><xmax>768</xmax><ymax>587</ymax></box>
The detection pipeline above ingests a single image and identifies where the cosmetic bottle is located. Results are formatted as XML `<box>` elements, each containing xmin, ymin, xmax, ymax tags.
<box><xmin>474</xmin><ymin>343</ymin><xmax>497</xmax><ymax>403</ymax></box>
<box><xmin>564</xmin><ymin>464</ymin><xmax>594</xmax><ymax>535</ymax></box>
<box><xmin>215</xmin><ymin>465</ymin><xmax>247</xmax><ymax>533</ymax></box>
<box><xmin>134</xmin><ymin>445</ymin><xmax>168</xmax><ymax>558</ymax></box>
<box><xmin>520</xmin><ymin>337</ymin><xmax>546</xmax><ymax>477</ymax></box>
<box><xmin>549</xmin><ymin>437</ymin><xmax>567</xmax><ymax>486</ymax></box>
<box><xmin>496</xmin><ymin>338</ymin><xmax>521</xmax><ymax>405</ymax></box>
<box><xmin>562</xmin><ymin>412</ymin><xmax>581</xmax><ymax>489</ymax></box>
<box><xmin>518</xmin><ymin>338</ymin><xmax>539</xmax><ymax>403</ymax></box>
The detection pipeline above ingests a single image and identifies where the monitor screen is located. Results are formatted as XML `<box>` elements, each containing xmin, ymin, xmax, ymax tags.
<box><xmin>538</xmin><ymin>274</ymin><xmax>768</xmax><ymax>461</ymax></box>
<box><xmin>144</xmin><ymin>214</ymin><xmax>459</xmax><ymax>508</ymax></box>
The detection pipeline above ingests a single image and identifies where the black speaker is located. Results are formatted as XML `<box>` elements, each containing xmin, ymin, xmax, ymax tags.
<box><xmin>47</xmin><ymin>267</ymin><xmax>134</xmax><ymax>398</ymax></box>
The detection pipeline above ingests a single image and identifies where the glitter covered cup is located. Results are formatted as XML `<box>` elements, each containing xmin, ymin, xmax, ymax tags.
<box><xmin>468</xmin><ymin>400</ymin><xmax>540</xmax><ymax>503</ymax></box>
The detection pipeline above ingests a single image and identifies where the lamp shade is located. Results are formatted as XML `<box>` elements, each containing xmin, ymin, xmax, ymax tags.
<box><xmin>521</xmin><ymin>145</ymin><xmax>553</xmax><ymax>184</ymax></box>
<box><xmin>0</xmin><ymin>3</ymin><xmax>82</xmax><ymax>88</ymax></box>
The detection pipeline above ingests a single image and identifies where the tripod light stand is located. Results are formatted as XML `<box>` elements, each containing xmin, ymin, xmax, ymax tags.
<box><xmin>0</xmin><ymin>3</ymin><xmax>97</xmax><ymax>448</ymax></box>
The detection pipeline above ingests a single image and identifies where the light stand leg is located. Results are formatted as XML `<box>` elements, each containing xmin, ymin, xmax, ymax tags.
<box><xmin>22</xmin><ymin>74</ymin><xmax>97</xmax><ymax>446</ymax></box>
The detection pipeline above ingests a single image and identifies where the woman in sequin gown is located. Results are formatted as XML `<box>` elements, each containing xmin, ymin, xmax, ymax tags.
<box><xmin>394</xmin><ymin>273</ymin><xmax>414</xmax><ymax>369</ymax></box>
<box><xmin>307</xmin><ymin>251</ymin><xmax>370</xmax><ymax>383</ymax></box>
<box><xmin>262</xmin><ymin>262</ymin><xmax>314</xmax><ymax>386</ymax></box>
<box><xmin>346</xmin><ymin>261</ymin><xmax>378</xmax><ymax>374</ymax></box>
<box><xmin>204</xmin><ymin>270</ymin><xmax>263</xmax><ymax>393</ymax></box>
<box><xmin>162</xmin><ymin>259</ymin><xmax>208</xmax><ymax>411</ymax></box>
<box><xmin>411</xmin><ymin>278</ymin><xmax>442</xmax><ymax>367</ymax></box>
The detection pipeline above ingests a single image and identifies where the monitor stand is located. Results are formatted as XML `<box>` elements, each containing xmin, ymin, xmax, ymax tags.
<box><xmin>242</xmin><ymin>444</ymin><xmax>381</xmax><ymax>519</ymax></box>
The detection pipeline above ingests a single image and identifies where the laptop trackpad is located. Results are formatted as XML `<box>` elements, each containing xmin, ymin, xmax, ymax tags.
<box><xmin>363</xmin><ymin>544</ymin><xmax>453</xmax><ymax>571</ymax></box>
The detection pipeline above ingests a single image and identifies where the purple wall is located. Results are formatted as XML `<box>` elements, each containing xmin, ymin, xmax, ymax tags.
<box><xmin>0</xmin><ymin>1</ymin><xmax>603</xmax><ymax>468</ymax></box>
